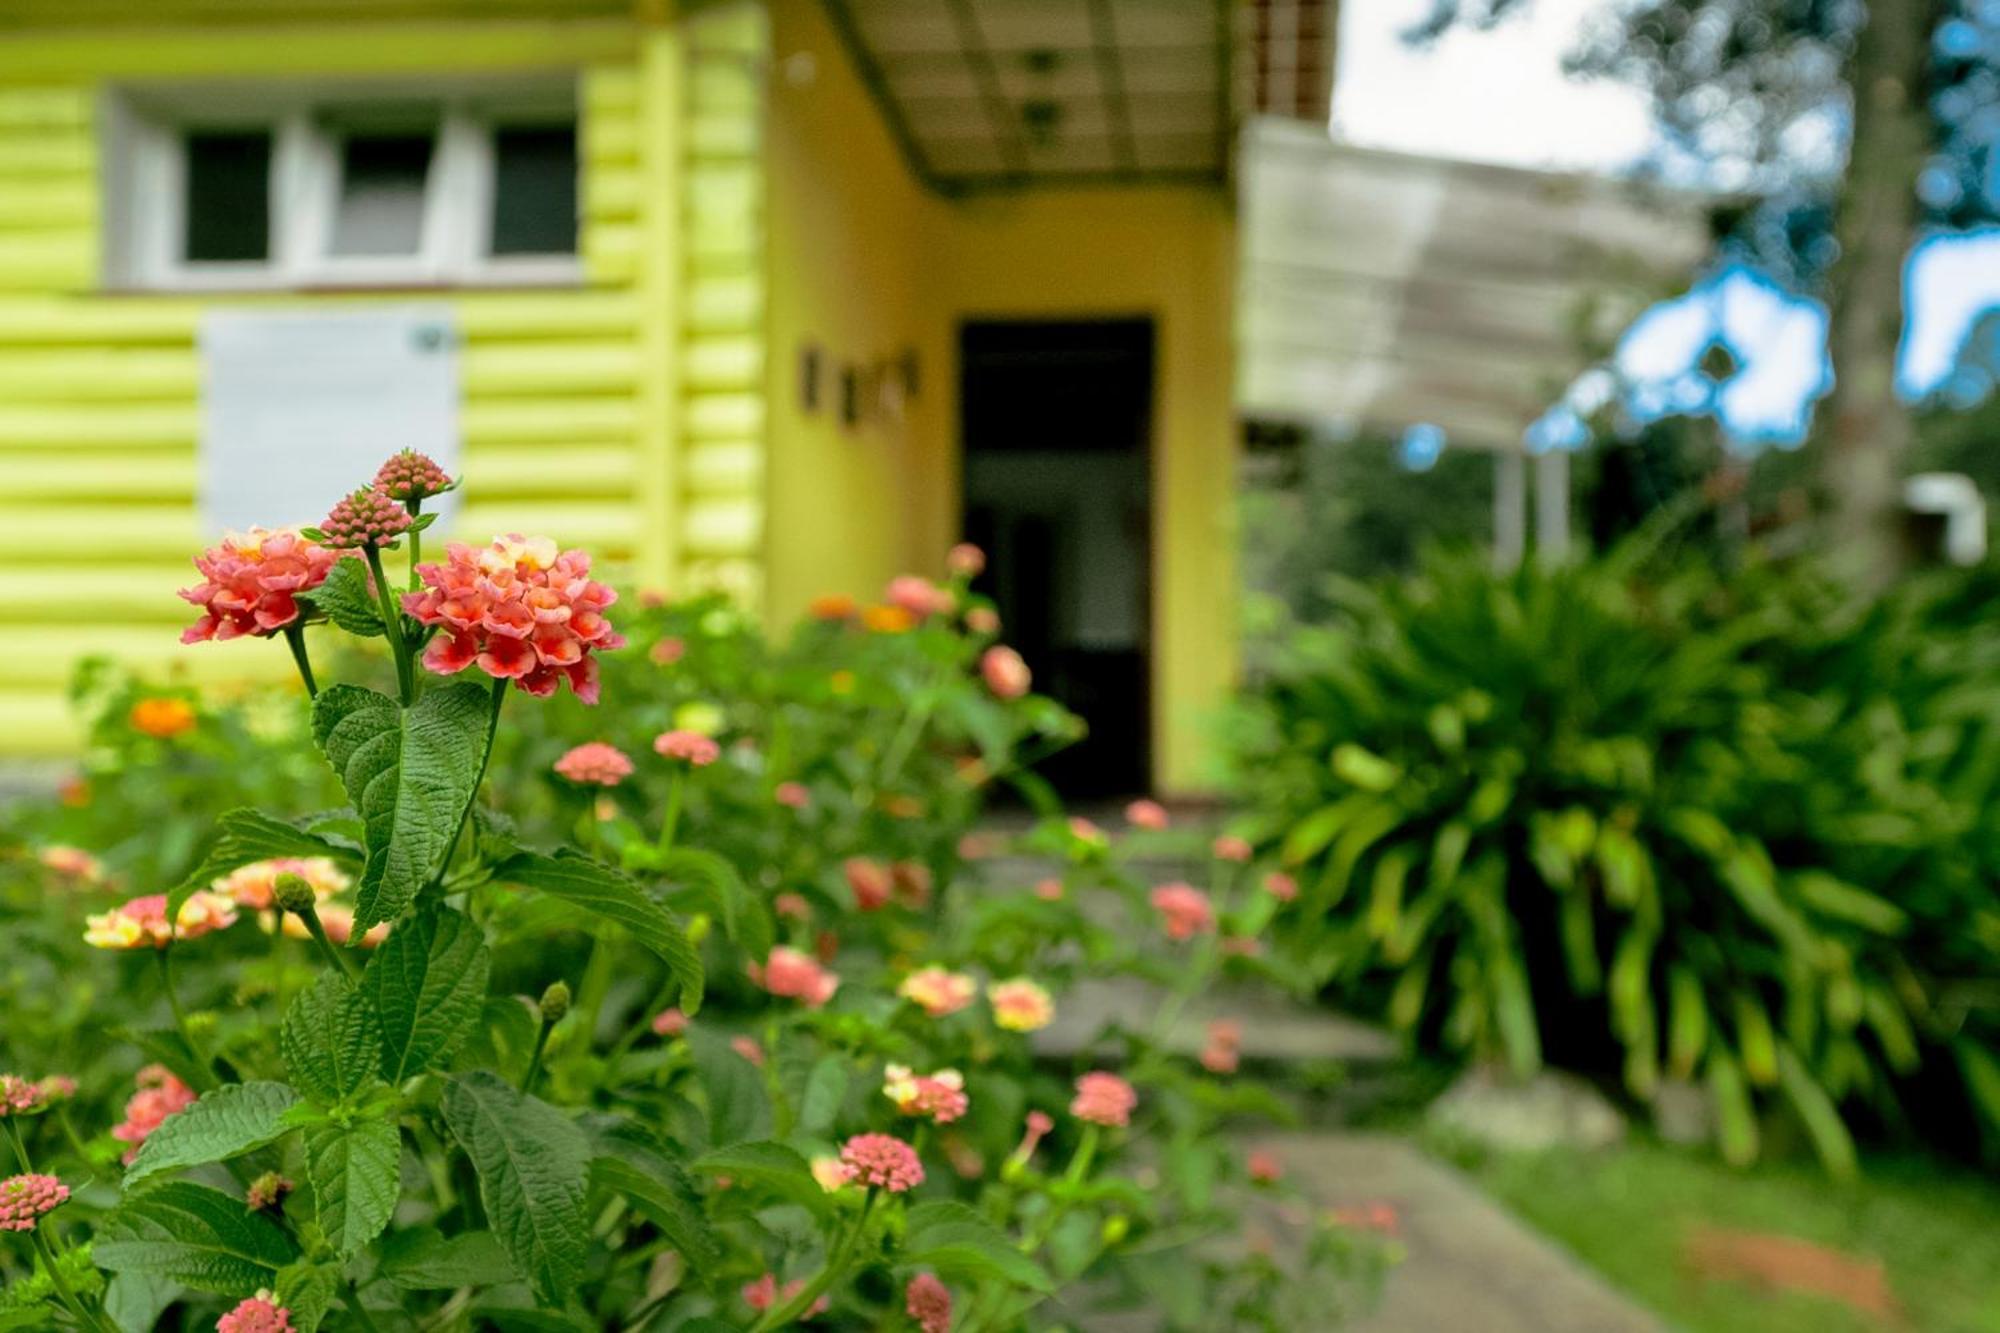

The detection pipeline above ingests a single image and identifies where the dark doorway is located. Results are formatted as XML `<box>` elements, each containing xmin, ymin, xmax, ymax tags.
<box><xmin>960</xmin><ymin>318</ymin><xmax>1153</xmax><ymax>798</ymax></box>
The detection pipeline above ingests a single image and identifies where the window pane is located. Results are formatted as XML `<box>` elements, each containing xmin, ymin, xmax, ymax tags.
<box><xmin>331</xmin><ymin>132</ymin><xmax>433</xmax><ymax>257</ymax></box>
<box><xmin>183</xmin><ymin>130</ymin><xmax>271</xmax><ymax>263</ymax></box>
<box><xmin>490</xmin><ymin>124</ymin><xmax>578</xmax><ymax>256</ymax></box>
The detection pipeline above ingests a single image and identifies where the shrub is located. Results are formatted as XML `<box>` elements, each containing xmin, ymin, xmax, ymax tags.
<box><xmin>1233</xmin><ymin>541</ymin><xmax>2000</xmax><ymax>1174</ymax></box>
<box><xmin>0</xmin><ymin>455</ymin><xmax>1379</xmax><ymax>1331</ymax></box>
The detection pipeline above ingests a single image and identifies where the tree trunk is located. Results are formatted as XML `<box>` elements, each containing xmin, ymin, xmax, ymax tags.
<box><xmin>1819</xmin><ymin>0</ymin><xmax>1935</xmax><ymax>582</ymax></box>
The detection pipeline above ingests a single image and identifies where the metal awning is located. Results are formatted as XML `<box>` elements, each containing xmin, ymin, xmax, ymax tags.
<box><xmin>821</xmin><ymin>0</ymin><xmax>1232</xmax><ymax>192</ymax></box>
<box><xmin>1237</xmin><ymin>117</ymin><xmax>1714</xmax><ymax>450</ymax></box>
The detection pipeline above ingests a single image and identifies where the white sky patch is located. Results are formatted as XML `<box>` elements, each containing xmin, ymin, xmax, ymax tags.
<box><xmin>1331</xmin><ymin>0</ymin><xmax>1656</xmax><ymax>171</ymax></box>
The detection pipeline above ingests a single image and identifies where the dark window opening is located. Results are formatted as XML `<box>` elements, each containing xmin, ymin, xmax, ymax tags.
<box><xmin>331</xmin><ymin>130</ymin><xmax>435</xmax><ymax>256</ymax></box>
<box><xmin>491</xmin><ymin>124</ymin><xmax>579</xmax><ymax>256</ymax></box>
<box><xmin>182</xmin><ymin>130</ymin><xmax>271</xmax><ymax>263</ymax></box>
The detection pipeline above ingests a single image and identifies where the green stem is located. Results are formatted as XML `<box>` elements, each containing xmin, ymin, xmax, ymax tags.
<box><xmin>282</xmin><ymin>623</ymin><xmax>318</xmax><ymax>699</ymax></box>
<box><xmin>654</xmin><ymin>770</ymin><xmax>685</xmax><ymax>856</ymax></box>
<box><xmin>31</xmin><ymin>1229</ymin><xmax>116</xmax><ymax>1333</ymax></box>
<box><xmin>155</xmin><ymin>949</ymin><xmax>216</xmax><ymax>1089</ymax></box>
<box><xmin>2</xmin><ymin>1118</ymin><xmax>30</xmax><ymax>1173</ymax></box>
<box><xmin>55</xmin><ymin>1110</ymin><xmax>95</xmax><ymax>1175</ymax></box>
<box><xmin>1019</xmin><ymin>1125</ymin><xmax>1098</xmax><ymax>1256</ymax></box>
<box><xmin>363</xmin><ymin>544</ymin><xmax>416</xmax><ymax>706</ymax></box>
<box><xmin>406</xmin><ymin>497</ymin><xmax>424</xmax><ymax>588</ymax></box>
<box><xmin>522</xmin><ymin>1020</ymin><xmax>554</xmax><ymax>1096</ymax></box>
<box><xmin>749</xmin><ymin>1190</ymin><xmax>877</xmax><ymax>1333</ymax></box>
<box><xmin>293</xmin><ymin>905</ymin><xmax>358</xmax><ymax>981</ymax></box>
<box><xmin>430</xmin><ymin>677</ymin><xmax>508</xmax><ymax>895</ymax></box>
<box><xmin>605</xmin><ymin>971</ymin><xmax>678</xmax><ymax>1069</ymax></box>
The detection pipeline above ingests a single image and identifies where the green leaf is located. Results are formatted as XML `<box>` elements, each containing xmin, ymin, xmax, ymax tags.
<box><xmin>273</xmin><ymin>1260</ymin><xmax>340</xmax><ymax>1333</ymax></box>
<box><xmin>313</xmin><ymin>681</ymin><xmax>494</xmax><ymax>931</ymax></box>
<box><xmin>797</xmin><ymin>1056</ymin><xmax>849</xmax><ymax>1137</ymax></box>
<box><xmin>283</xmin><ymin>974</ymin><xmax>382</xmax><ymax>1106</ymax></box>
<box><xmin>1776</xmin><ymin>1045</ymin><xmax>1857</xmax><ymax>1180</ymax></box>
<box><xmin>1706</xmin><ymin>1048</ymin><xmax>1759</xmax><ymax>1167</ymax></box>
<box><xmin>362</xmin><ymin>906</ymin><xmax>491</xmax><ymax>1082</ymax></box>
<box><xmin>588</xmin><ymin>1124</ymin><xmax>723</xmax><ymax>1270</ymax></box>
<box><xmin>299</xmin><ymin>556</ymin><xmax>385</xmax><ymax>638</ymax></box>
<box><xmin>441</xmin><ymin>1072</ymin><xmax>590</xmax><ymax>1308</ymax></box>
<box><xmin>101</xmin><ymin>1272</ymin><xmax>179</xmax><ymax>1333</ymax></box>
<box><xmin>1953</xmin><ymin>1040</ymin><xmax>2000</xmax><ymax>1135</ymax></box>
<box><xmin>903</xmin><ymin>1200</ymin><xmax>1054</xmax><ymax>1292</ymax></box>
<box><xmin>379</xmin><ymin>1230</ymin><xmax>518</xmax><ymax>1290</ymax></box>
<box><xmin>168</xmin><ymin>809</ymin><xmax>352</xmax><ymax>921</ymax></box>
<box><xmin>687</xmin><ymin>1028</ymin><xmax>769</xmax><ymax>1146</ymax></box>
<box><xmin>690</xmin><ymin>1140</ymin><xmax>832</xmax><ymax>1218</ymax></box>
<box><xmin>125</xmin><ymin>1081</ymin><xmax>299</xmax><ymax>1185</ymax></box>
<box><xmin>1791</xmin><ymin>872</ymin><xmax>1909</xmax><ymax>936</ymax></box>
<box><xmin>96</xmin><ymin>1182</ymin><xmax>298</xmax><ymax>1294</ymax></box>
<box><xmin>495</xmin><ymin>850</ymin><xmax>704</xmax><ymax>1014</ymax></box>
<box><xmin>656</xmin><ymin>847</ymin><xmax>772</xmax><ymax>961</ymax></box>
<box><xmin>1279</xmin><ymin>799</ymin><xmax>1352</xmax><ymax>865</ymax></box>
<box><xmin>305</xmin><ymin>1116</ymin><xmax>401</xmax><ymax>1257</ymax></box>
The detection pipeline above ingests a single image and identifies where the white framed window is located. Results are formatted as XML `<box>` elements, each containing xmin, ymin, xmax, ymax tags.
<box><xmin>104</xmin><ymin>79</ymin><xmax>582</xmax><ymax>291</ymax></box>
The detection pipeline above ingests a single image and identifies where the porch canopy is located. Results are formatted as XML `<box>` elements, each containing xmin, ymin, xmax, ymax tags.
<box><xmin>820</xmin><ymin>0</ymin><xmax>1232</xmax><ymax>190</ymax></box>
<box><xmin>1237</xmin><ymin>116</ymin><xmax>1711</xmax><ymax>451</ymax></box>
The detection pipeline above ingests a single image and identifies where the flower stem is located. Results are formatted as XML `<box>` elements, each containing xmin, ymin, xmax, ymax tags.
<box><xmin>522</xmin><ymin>1019</ymin><xmax>554</xmax><ymax>1096</ymax></box>
<box><xmin>654</xmin><ymin>770</ymin><xmax>685</xmax><ymax>856</ymax></box>
<box><xmin>363</xmin><ymin>544</ymin><xmax>416</xmax><ymax>705</ymax></box>
<box><xmin>749</xmin><ymin>1190</ymin><xmax>877</xmax><ymax>1333</ymax></box>
<box><xmin>282</xmin><ymin>623</ymin><xmax>318</xmax><ymax>699</ymax></box>
<box><xmin>2</xmin><ymin>1118</ymin><xmax>31</xmax><ymax>1172</ymax></box>
<box><xmin>31</xmin><ymin>1229</ymin><xmax>116</xmax><ymax>1333</ymax></box>
<box><xmin>293</xmin><ymin>905</ymin><xmax>358</xmax><ymax>982</ymax></box>
<box><xmin>155</xmin><ymin>948</ymin><xmax>216</xmax><ymax>1089</ymax></box>
<box><xmin>406</xmin><ymin>497</ymin><xmax>424</xmax><ymax>587</ymax></box>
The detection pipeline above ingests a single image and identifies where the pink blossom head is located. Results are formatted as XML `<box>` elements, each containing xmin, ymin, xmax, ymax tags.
<box><xmin>0</xmin><ymin>1174</ymin><xmax>67</xmax><ymax>1232</ymax></box>
<box><xmin>317</xmin><ymin>486</ymin><xmax>412</xmax><ymax>549</ymax></box>
<box><xmin>1070</xmin><ymin>1072</ymin><xmax>1138</xmax><ymax>1128</ymax></box>
<box><xmin>112</xmin><ymin>1066</ymin><xmax>196</xmax><ymax>1162</ymax></box>
<box><xmin>839</xmin><ymin>1133</ymin><xmax>925</xmax><ymax>1192</ymax></box>
<box><xmin>651</xmin><ymin>1007</ymin><xmax>688</xmax><ymax>1038</ymax></box>
<box><xmin>1149</xmin><ymin>883</ymin><xmax>1216</xmax><ymax>941</ymax></box>
<box><xmin>845</xmin><ymin>858</ymin><xmax>893</xmax><ymax>912</ymax></box>
<box><xmin>773</xmin><ymin>892</ymin><xmax>811</xmax><ymax>922</ymax></box>
<box><xmin>36</xmin><ymin>845</ymin><xmax>103</xmax><ymax>884</ymax></box>
<box><xmin>749</xmin><ymin>946</ymin><xmax>839</xmax><ymax>1007</ymax></box>
<box><xmin>886</xmin><ymin>574</ymin><xmax>955</xmax><ymax>617</ymax></box>
<box><xmin>981</xmin><ymin>645</ymin><xmax>1032</xmax><ymax>699</ymax></box>
<box><xmin>553</xmin><ymin>742</ymin><xmax>634</xmax><ymax>787</ymax></box>
<box><xmin>730</xmin><ymin>1035</ymin><xmax>766</xmax><ymax>1068</ymax></box>
<box><xmin>1033</xmin><ymin>877</ymin><xmax>1064</xmax><ymax>902</ymax></box>
<box><xmin>965</xmin><ymin>606</ymin><xmax>1002</xmax><ymax>635</ymax></box>
<box><xmin>649</xmin><ymin>636</ymin><xmax>686</xmax><ymax>666</ymax></box>
<box><xmin>1067</xmin><ymin>817</ymin><xmax>1107</xmax><ymax>849</ymax></box>
<box><xmin>988</xmin><ymin>978</ymin><xmax>1055</xmax><ymax>1032</ymax></box>
<box><xmin>1247</xmin><ymin>1150</ymin><xmax>1283</xmax><ymax>1184</ymax></box>
<box><xmin>217</xmin><ymin>1293</ymin><xmax>295</xmax><ymax>1333</ymax></box>
<box><xmin>0</xmin><ymin>1076</ymin><xmax>44</xmax><ymax>1117</ymax></box>
<box><xmin>906</xmin><ymin>1273</ymin><xmax>953</xmax><ymax>1333</ymax></box>
<box><xmin>742</xmin><ymin>1274</ymin><xmax>826</xmax><ymax>1318</ymax></box>
<box><xmin>86</xmin><ymin>891</ymin><xmax>238</xmax><ymax>949</ymax></box>
<box><xmin>404</xmin><ymin>535</ymin><xmax>623</xmax><ymax>703</ymax></box>
<box><xmin>1200</xmin><ymin>1020</ymin><xmax>1242</xmax><ymax>1074</ymax></box>
<box><xmin>1263</xmin><ymin>871</ymin><xmax>1299</xmax><ymax>902</ymax></box>
<box><xmin>1125</xmin><ymin>799</ymin><xmax>1170</xmax><ymax>831</ymax></box>
<box><xmin>883</xmin><ymin>1064</ymin><xmax>969</xmax><ymax>1124</ymax></box>
<box><xmin>775</xmin><ymin>780</ymin><xmax>810</xmax><ymax>809</ymax></box>
<box><xmin>653</xmin><ymin>730</ymin><xmax>720</xmax><ymax>766</ymax></box>
<box><xmin>1212</xmin><ymin>834</ymin><xmax>1254</xmax><ymax>863</ymax></box>
<box><xmin>180</xmin><ymin>528</ymin><xmax>342</xmax><ymax>644</ymax></box>
<box><xmin>946</xmin><ymin>543</ymin><xmax>986</xmax><ymax>578</ymax></box>
<box><xmin>898</xmin><ymin>966</ymin><xmax>977</xmax><ymax>1018</ymax></box>
<box><xmin>371</xmin><ymin>449</ymin><xmax>455</xmax><ymax>503</ymax></box>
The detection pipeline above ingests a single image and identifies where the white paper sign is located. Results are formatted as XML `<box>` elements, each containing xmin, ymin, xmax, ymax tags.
<box><xmin>199</xmin><ymin>305</ymin><xmax>461</xmax><ymax>533</ymax></box>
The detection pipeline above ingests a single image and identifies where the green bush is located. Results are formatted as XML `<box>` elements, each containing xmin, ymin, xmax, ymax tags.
<box><xmin>1233</xmin><ymin>540</ymin><xmax>2000</xmax><ymax>1173</ymax></box>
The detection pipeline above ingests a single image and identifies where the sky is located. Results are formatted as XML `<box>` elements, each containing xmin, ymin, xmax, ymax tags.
<box><xmin>1329</xmin><ymin>0</ymin><xmax>2000</xmax><ymax>452</ymax></box>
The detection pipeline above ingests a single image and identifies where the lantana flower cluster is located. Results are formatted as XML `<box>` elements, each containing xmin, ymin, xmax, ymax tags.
<box><xmin>84</xmin><ymin>891</ymin><xmax>238</xmax><ymax>950</ymax></box>
<box><xmin>405</xmin><ymin>534</ymin><xmax>624</xmax><ymax>702</ymax></box>
<box><xmin>180</xmin><ymin>528</ymin><xmax>344</xmax><ymax>644</ymax></box>
<box><xmin>0</xmin><ymin>1174</ymin><xmax>67</xmax><ymax>1232</ymax></box>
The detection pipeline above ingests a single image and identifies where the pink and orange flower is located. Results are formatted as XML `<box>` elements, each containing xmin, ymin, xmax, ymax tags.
<box><xmin>988</xmin><ymin>977</ymin><xmax>1055</xmax><ymax>1032</ymax></box>
<box><xmin>1149</xmin><ymin>882</ymin><xmax>1216</xmax><ymax>941</ymax></box>
<box><xmin>898</xmin><ymin>966</ymin><xmax>978</xmax><ymax>1018</ymax></box>
<box><xmin>981</xmin><ymin>645</ymin><xmax>1032</xmax><ymax>699</ymax></box>
<box><xmin>553</xmin><ymin>742</ymin><xmax>634</xmax><ymax>786</ymax></box>
<box><xmin>217</xmin><ymin>1293</ymin><xmax>295</xmax><ymax>1333</ymax></box>
<box><xmin>403</xmin><ymin>534</ymin><xmax>623</xmax><ymax>703</ymax></box>
<box><xmin>883</xmin><ymin>1064</ymin><xmax>969</xmax><ymax>1124</ymax></box>
<box><xmin>749</xmin><ymin>946</ymin><xmax>839</xmax><ymax>1007</ymax></box>
<box><xmin>839</xmin><ymin>1133</ymin><xmax>925</xmax><ymax>1192</ymax></box>
<box><xmin>1070</xmin><ymin>1071</ymin><xmax>1138</xmax><ymax>1128</ymax></box>
<box><xmin>0</xmin><ymin>1174</ymin><xmax>67</xmax><ymax>1232</ymax></box>
<box><xmin>906</xmin><ymin>1273</ymin><xmax>954</xmax><ymax>1333</ymax></box>
<box><xmin>111</xmin><ymin>1066</ymin><xmax>196</xmax><ymax>1163</ymax></box>
<box><xmin>653</xmin><ymin>729</ymin><xmax>720</xmax><ymax>766</ymax></box>
<box><xmin>180</xmin><ymin>528</ymin><xmax>343</xmax><ymax>644</ymax></box>
<box><xmin>85</xmin><ymin>891</ymin><xmax>237</xmax><ymax>950</ymax></box>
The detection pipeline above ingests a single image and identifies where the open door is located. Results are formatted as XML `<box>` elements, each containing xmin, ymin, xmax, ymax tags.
<box><xmin>960</xmin><ymin>318</ymin><xmax>1154</xmax><ymax>798</ymax></box>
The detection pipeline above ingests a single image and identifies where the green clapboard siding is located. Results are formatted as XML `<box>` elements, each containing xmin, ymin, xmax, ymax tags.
<box><xmin>0</xmin><ymin>4</ymin><xmax>773</xmax><ymax>754</ymax></box>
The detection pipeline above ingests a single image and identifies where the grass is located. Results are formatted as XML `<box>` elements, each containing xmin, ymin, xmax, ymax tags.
<box><xmin>1448</xmin><ymin>1139</ymin><xmax>2000</xmax><ymax>1333</ymax></box>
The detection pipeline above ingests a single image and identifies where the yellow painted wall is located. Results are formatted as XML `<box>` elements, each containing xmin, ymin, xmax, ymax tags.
<box><xmin>0</xmin><ymin>8</ymin><xmax>768</xmax><ymax>753</ymax></box>
<box><xmin>762</xmin><ymin>0</ymin><xmax>1237</xmax><ymax>794</ymax></box>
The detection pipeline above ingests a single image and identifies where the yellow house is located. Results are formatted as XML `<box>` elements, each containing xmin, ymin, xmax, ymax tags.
<box><xmin>0</xmin><ymin>0</ymin><xmax>1301</xmax><ymax>796</ymax></box>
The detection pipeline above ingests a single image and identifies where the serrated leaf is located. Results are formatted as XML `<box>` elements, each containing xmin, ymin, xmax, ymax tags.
<box><xmin>362</xmin><ymin>906</ymin><xmax>490</xmax><ymax>1082</ymax></box>
<box><xmin>126</xmin><ymin>1081</ymin><xmax>299</xmax><ymax>1185</ymax></box>
<box><xmin>168</xmin><ymin>809</ymin><xmax>353</xmax><ymax>921</ymax></box>
<box><xmin>96</xmin><ymin>1182</ymin><xmax>298</xmax><ymax>1294</ymax></box>
<box><xmin>690</xmin><ymin>1140</ymin><xmax>832</xmax><ymax>1218</ymax></box>
<box><xmin>441</xmin><ymin>1072</ymin><xmax>590</xmax><ymax>1308</ymax></box>
<box><xmin>496</xmin><ymin>850</ymin><xmax>704</xmax><ymax>1014</ymax></box>
<box><xmin>903</xmin><ymin>1200</ymin><xmax>1053</xmax><ymax>1292</ymax></box>
<box><xmin>305</xmin><ymin>1116</ymin><xmax>400</xmax><ymax>1257</ymax></box>
<box><xmin>283</xmin><ymin>974</ymin><xmax>382</xmax><ymax>1106</ymax></box>
<box><xmin>797</xmin><ymin>1056</ymin><xmax>849</xmax><ymax>1137</ymax></box>
<box><xmin>274</xmin><ymin>1260</ymin><xmax>339</xmax><ymax>1333</ymax></box>
<box><xmin>588</xmin><ymin>1124</ymin><xmax>723</xmax><ymax>1270</ymax></box>
<box><xmin>657</xmin><ymin>847</ymin><xmax>772</xmax><ymax>961</ymax></box>
<box><xmin>379</xmin><ymin>1229</ymin><xmax>518</xmax><ymax>1290</ymax></box>
<box><xmin>314</xmin><ymin>682</ymin><xmax>494</xmax><ymax>930</ymax></box>
<box><xmin>300</xmin><ymin>556</ymin><xmax>385</xmax><ymax>638</ymax></box>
